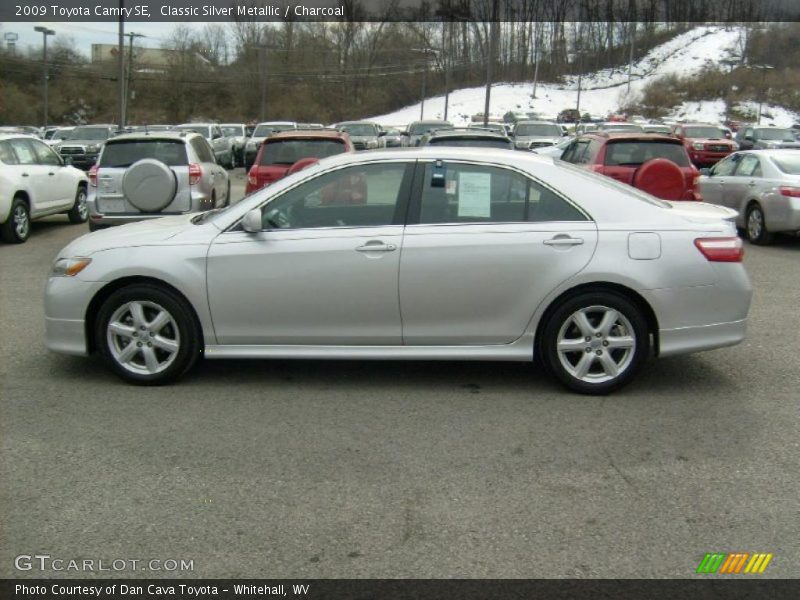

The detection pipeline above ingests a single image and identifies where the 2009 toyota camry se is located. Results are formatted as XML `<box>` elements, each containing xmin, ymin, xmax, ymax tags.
<box><xmin>45</xmin><ymin>147</ymin><xmax>752</xmax><ymax>394</ymax></box>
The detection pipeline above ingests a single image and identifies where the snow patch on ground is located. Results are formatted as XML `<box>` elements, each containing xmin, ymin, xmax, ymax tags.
<box><xmin>369</xmin><ymin>25</ymin><xmax>798</xmax><ymax>128</ymax></box>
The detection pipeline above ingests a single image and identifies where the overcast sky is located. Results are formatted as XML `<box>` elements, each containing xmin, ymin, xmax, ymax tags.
<box><xmin>3</xmin><ymin>21</ymin><xmax>203</xmax><ymax>56</ymax></box>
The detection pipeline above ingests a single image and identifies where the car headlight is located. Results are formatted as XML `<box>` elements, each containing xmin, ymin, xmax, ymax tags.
<box><xmin>87</xmin><ymin>144</ymin><xmax>101</xmax><ymax>153</ymax></box>
<box><xmin>730</xmin><ymin>141</ymin><xmax>739</xmax><ymax>150</ymax></box>
<box><xmin>246</xmin><ymin>141</ymin><xmax>257</xmax><ymax>150</ymax></box>
<box><xmin>367</xmin><ymin>140</ymin><xmax>378</xmax><ymax>148</ymax></box>
<box><xmin>51</xmin><ymin>257</ymin><xmax>92</xmax><ymax>277</ymax></box>
<box><xmin>692</xmin><ymin>142</ymin><xmax>705</xmax><ymax>150</ymax></box>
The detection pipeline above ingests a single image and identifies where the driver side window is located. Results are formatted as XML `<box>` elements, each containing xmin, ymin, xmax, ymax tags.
<box><xmin>711</xmin><ymin>154</ymin><xmax>739</xmax><ymax>176</ymax></box>
<box><xmin>257</xmin><ymin>162</ymin><xmax>412</xmax><ymax>230</ymax></box>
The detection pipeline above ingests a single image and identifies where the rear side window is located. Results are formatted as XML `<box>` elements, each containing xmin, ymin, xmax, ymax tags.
<box><xmin>260</xmin><ymin>139</ymin><xmax>347</xmax><ymax>166</ymax></box>
<box><xmin>189</xmin><ymin>137</ymin><xmax>215</xmax><ymax>163</ymax></box>
<box><xmin>604</xmin><ymin>141</ymin><xmax>689</xmax><ymax>167</ymax></box>
<box><xmin>8</xmin><ymin>139</ymin><xmax>37</xmax><ymax>165</ymax></box>
<box><xmin>561</xmin><ymin>139</ymin><xmax>591</xmax><ymax>164</ymax></box>
<box><xmin>100</xmin><ymin>140</ymin><xmax>188</xmax><ymax>168</ymax></box>
<box><xmin>0</xmin><ymin>141</ymin><xmax>19</xmax><ymax>164</ymax></box>
<box><xmin>418</xmin><ymin>162</ymin><xmax>587</xmax><ymax>224</ymax></box>
<box><xmin>771</xmin><ymin>154</ymin><xmax>800</xmax><ymax>174</ymax></box>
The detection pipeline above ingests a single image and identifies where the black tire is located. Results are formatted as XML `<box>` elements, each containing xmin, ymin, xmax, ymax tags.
<box><xmin>745</xmin><ymin>203</ymin><xmax>773</xmax><ymax>245</ymax></box>
<box><xmin>540</xmin><ymin>291</ymin><xmax>650</xmax><ymax>395</ymax></box>
<box><xmin>67</xmin><ymin>185</ymin><xmax>89</xmax><ymax>224</ymax></box>
<box><xmin>1</xmin><ymin>196</ymin><xmax>30</xmax><ymax>243</ymax></box>
<box><xmin>88</xmin><ymin>221</ymin><xmax>105</xmax><ymax>232</ymax></box>
<box><xmin>225</xmin><ymin>180</ymin><xmax>231</xmax><ymax>207</ymax></box>
<box><xmin>95</xmin><ymin>284</ymin><xmax>202</xmax><ymax>385</ymax></box>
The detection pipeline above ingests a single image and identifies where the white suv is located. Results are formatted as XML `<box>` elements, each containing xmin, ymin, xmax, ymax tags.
<box><xmin>0</xmin><ymin>134</ymin><xmax>89</xmax><ymax>243</ymax></box>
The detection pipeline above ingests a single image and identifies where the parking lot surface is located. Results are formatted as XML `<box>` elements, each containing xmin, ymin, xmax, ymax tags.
<box><xmin>1</xmin><ymin>171</ymin><xmax>799</xmax><ymax>578</ymax></box>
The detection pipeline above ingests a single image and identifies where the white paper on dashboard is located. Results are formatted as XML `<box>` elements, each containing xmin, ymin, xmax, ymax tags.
<box><xmin>458</xmin><ymin>172</ymin><xmax>491</xmax><ymax>217</ymax></box>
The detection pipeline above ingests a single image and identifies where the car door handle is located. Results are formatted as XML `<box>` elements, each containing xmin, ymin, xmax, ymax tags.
<box><xmin>356</xmin><ymin>241</ymin><xmax>396</xmax><ymax>252</ymax></box>
<box><xmin>748</xmin><ymin>181</ymin><xmax>757</xmax><ymax>187</ymax></box>
<box><xmin>48</xmin><ymin>172</ymin><xmax>55</xmax><ymax>176</ymax></box>
<box><xmin>544</xmin><ymin>236</ymin><xmax>584</xmax><ymax>247</ymax></box>
<box><xmin>21</xmin><ymin>172</ymin><xmax>29</xmax><ymax>177</ymax></box>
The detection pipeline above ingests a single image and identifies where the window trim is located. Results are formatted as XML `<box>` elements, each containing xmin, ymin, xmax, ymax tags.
<box><xmin>224</xmin><ymin>159</ymin><xmax>418</xmax><ymax>234</ymax></box>
<box><xmin>406</xmin><ymin>158</ymin><xmax>592</xmax><ymax>226</ymax></box>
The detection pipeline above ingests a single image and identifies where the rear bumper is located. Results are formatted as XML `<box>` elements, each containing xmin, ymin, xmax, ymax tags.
<box><xmin>658</xmin><ymin>319</ymin><xmax>747</xmax><ymax>357</ymax></box>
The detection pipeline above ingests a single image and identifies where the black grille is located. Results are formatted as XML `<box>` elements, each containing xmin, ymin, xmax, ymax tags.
<box><xmin>708</xmin><ymin>144</ymin><xmax>729</xmax><ymax>152</ymax></box>
<box><xmin>530</xmin><ymin>141</ymin><xmax>554</xmax><ymax>148</ymax></box>
<box><xmin>59</xmin><ymin>146</ymin><xmax>84</xmax><ymax>155</ymax></box>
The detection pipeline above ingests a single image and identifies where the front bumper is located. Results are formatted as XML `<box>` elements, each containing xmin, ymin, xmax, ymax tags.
<box><xmin>45</xmin><ymin>277</ymin><xmax>106</xmax><ymax>356</ymax></box>
<box><xmin>689</xmin><ymin>149</ymin><xmax>732</xmax><ymax>166</ymax></box>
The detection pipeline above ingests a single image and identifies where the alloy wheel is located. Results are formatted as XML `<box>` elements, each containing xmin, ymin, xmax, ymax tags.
<box><xmin>106</xmin><ymin>300</ymin><xmax>180</xmax><ymax>375</ymax></box>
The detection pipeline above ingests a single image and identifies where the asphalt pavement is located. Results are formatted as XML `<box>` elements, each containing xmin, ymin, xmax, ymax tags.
<box><xmin>1</xmin><ymin>170</ymin><xmax>798</xmax><ymax>578</ymax></box>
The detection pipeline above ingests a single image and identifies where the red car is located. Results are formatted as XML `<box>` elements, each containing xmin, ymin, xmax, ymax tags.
<box><xmin>246</xmin><ymin>130</ymin><xmax>354</xmax><ymax>194</ymax></box>
<box><xmin>671</xmin><ymin>123</ymin><xmax>736</xmax><ymax>167</ymax></box>
<box><xmin>560</xmin><ymin>132</ymin><xmax>701</xmax><ymax>201</ymax></box>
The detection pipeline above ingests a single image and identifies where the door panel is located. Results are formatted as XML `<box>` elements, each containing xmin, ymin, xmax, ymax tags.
<box><xmin>207</xmin><ymin>160</ymin><xmax>414</xmax><ymax>345</ymax></box>
<box><xmin>207</xmin><ymin>227</ymin><xmax>403</xmax><ymax>344</ymax></box>
<box><xmin>400</xmin><ymin>223</ymin><xmax>597</xmax><ymax>344</ymax></box>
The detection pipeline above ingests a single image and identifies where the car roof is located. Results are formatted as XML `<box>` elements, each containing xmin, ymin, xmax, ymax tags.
<box><xmin>105</xmin><ymin>132</ymin><xmax>198</xmax><ymax>142</ymax></box>
<box><xmin>409</xmin><ymin>120</ymin><xmax>452</xmax><ymax>125</ymax></box>
<box><xmin>265</xmin><ymin>129</ymin><xmax>349</xmax><ymax>141</ymax></box>
<box><xmin>338</xmin><ymin>121</ymin><xmax>379</xmax><ymax>126</ymax></box>
<box><xmin>584</xmin><ymin>132</ymin><xmax>683</xmax><ymax>142</ymax></box>
<box><xmin>255</xmin><ymin>121</ymin><xmax>296</xmax><ymax>126</ymax></box>
<box><xmin>0</xmin><ymin>133</ymin><xmax>40</xmax><ymax>142</ymax></box>
<box><xmin>679</xmin><ymin>123</ymin><xmax>723</xmax><ymax>128</ymax></box>
<box><xmin>515</xmin><ymin>120</ymin><xmax>560</xmax><ymax>126</ymax></box>
<box><xmin>429</xmin><ymin>129</ymin><xmax>510</xmax><ymax>140</ymax></box>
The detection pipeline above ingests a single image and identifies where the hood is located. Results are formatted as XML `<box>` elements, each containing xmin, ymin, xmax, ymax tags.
<box><xmin>663</xmin><ymin>201</ymin><xmax>738</xmax><ymax>229</ymax></box>
<box><xmin>760</xmin><ymin>140</ymin><xmax>800</xmax><ymax>148</ymax></box>
<box><xmin>59</xmin><ymin>214</ymin><xmax>202</xmax><ymax>258</ymax></box>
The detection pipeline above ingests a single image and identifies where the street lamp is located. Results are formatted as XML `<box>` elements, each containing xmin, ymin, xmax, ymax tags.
<box><xmin>33</xmin><ymin>26</ymin><xmax>56</xmax><ymax>129</ymax></box>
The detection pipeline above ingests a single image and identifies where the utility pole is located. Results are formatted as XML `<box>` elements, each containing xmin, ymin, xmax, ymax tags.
<box><xmin>442</xmin><ymin>22</ymin><xmax>449</xmax><ymax>121</ymax></box>
<box><xmin>124</xmin><ymin>32</ymin><xmax>145</xmax><ymax>127</ymax></box>
<box><xmin>33</xmin><ymin>26</ymin><xmax>55</xmax><ymax>129</ymax></box>
<box><xmin>531</xmin><ymin>23</ymin><xmax>540</xmax><ymax>101</ymax></box>
<box><xmin>627</xmin><ymin>23</ymin><xmax>636</xmax><ymax>95</ymax></box>
<box><xmin>483</xmin><ymin>0</ymin><xmax>499</xmax><ymax>128</ymax></box>
<box><xmin>117</xmin><ymin>0</ymin><xmax>125</xmax><ymax>131</ymax></box>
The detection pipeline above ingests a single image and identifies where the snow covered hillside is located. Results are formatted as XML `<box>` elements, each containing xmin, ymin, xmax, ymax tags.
<box><xmin>369</xmin><ymin>25</ymin><xmax>798</xmax><ymax>127</ymax></box>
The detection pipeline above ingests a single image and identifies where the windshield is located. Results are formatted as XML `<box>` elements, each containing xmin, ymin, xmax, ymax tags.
<box><xmin>68</xmin><ymin>127</ymin><xmax>111</xmax><ymax>141</ymax></box>
<box><xmin>100</xmin><ymin>140</ymin><xmax>188</xmax><ymax>168</ymax></box>
<box><xmin>428</xmin><ymin>138</ymin><xmax>512</xmax><ymax>149</ymax></box>
<box><xmin>468</xmin><ymin>123</ymin><xmax>505</xmax><ymax>133</ymax></box>
<box><xmin>253</xmin><ymin>124</ymin><xmax>294</xmax><ymax>137</ymax></box>
<box><xmin>604</xmin><ymin>141</ymin><xmax>690</xmax><ymax>167</ymax></box>
<box><xmin>409</xmin><ymin>122</ymin><xmax>453</xmax><ymax>135</ymax></box>
<box><xmin>259</xmin><ymin>139</ymin><xmax>347</xmax><ymax>165</ymax></box>
<box><xmin>53</xmin><ymin>129</ymin><xmax>74</xmax><ymax>140</ymax></box>
<box><xmin>221</xmin><ymin>126</ymin><xmax>244</xmax><ymax>137</ymax></box>
<box><xmin>644</xmin><ymin>125</ymin><xmax>671</xmax><ymax>133</ymax></box>
<box><xmin>684</xmin><ymin>126</ymin><xmax>725</xmax><ymax>138</ymax></box>
<box><xmin>339</xmin><ymin>123</ymin><xmax>378</xmax><ymax>136</ymax></box>
<box><xmin>756</xmin><ymin>128</ymin><xmax>795</xmax><ymax>141</ymax></box>
<box><xmin>515</xmin><ymin>124</ymin><xmax>562</xmax><ymax>137</ymax></box>
<box><xmin>175</xmin><ymin>125</ymin><xmax>211</xmax><ymax>138</ymax></box>
<box><xmin>771</xmin><ymin>155</ymin><xmax>800</xmax><ymax>174</ymax></box>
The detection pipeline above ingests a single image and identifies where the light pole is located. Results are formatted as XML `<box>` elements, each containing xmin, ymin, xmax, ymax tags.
<box><xmin>33</xmin><ymin>26</ymin><xmax>55</xmax><ymax>129</ymax></box>
<box><xmin>123</xmin><ymin>32</ymin><xmax>145</xmax><ymax>127</ymax></box>
<box><xmin>753</xmin><ymin>64</ymin><xmax>774</xmax><ymax>124</ymax></box>
<box><xmin>483</xmin><ymin>0</ymin><xmax>499</xmax><ymax>128</ymax></box>
<box><xmin>410</xmin><ymin>48</ymin><xmax>435</xmax><ymax>120</ymax></box>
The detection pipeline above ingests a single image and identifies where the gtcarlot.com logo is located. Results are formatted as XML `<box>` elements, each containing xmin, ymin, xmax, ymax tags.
<box><xmin>14</xmin><ymin>554</ymin><xmax>194</xmax><ymax>572</ymax></box>
<box><xmin>696</xmin><ymin>552</ymin><xmax>773</xmax><ymax>574</ymax></box>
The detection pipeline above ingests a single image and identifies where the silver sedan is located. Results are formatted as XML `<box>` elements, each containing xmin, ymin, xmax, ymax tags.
<box><xmin>45</xmin><ymin>147</ymin><xmax>752</xmax><ymax>394</ymax></box>
<box><xmin>699</xmin><ymin>149</ymin><xmax>800</xmax><ymax>244</ymax></box>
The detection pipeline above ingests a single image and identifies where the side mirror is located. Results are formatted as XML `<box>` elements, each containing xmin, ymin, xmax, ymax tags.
<box><xmin>242</xmin><ymin>209</ymin><xmax>262</xmax><ymax>233</ymax></box>
<box><xmin>400</xmin><ymin>131</ymin><xmax>409</xmax><ymax>136</ymax></box>
<box><xmin>378</xmin><ymin>131</ymin><xmax>387</xmax><ymax>137</ymax></box>
<box><xmin>744</xmin><ymin>135</ymin><xmax>753</xmax><ymax>141</ymax></box>
<box><xmin>64</xmin><ymin>156</ymin><xmax>73</xmax><ymax>166</ymax></box>
<box><xmin>212</xmin><ymin>133</ymin><xmax>222</xmax><ymax>140</ymax></box>
<box><xmin>699</xmin><ymin>168</ymin><xmax>711</xmax><ymax>176</ymax></box>
<box><xmin>562</xmin><ymin>131</ymin><xmax>569</xmax><ymax>136</ymax></box>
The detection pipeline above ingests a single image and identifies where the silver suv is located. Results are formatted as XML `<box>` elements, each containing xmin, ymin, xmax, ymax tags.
<box><xmin>174</xmin><ymin>123</ymin><xmax>235</xmax><ymax>169</ymax></box>
<box><xmin>87</xmin><ymin>132</ymin><xmax>230</xmax><ymax>230</ymax></box>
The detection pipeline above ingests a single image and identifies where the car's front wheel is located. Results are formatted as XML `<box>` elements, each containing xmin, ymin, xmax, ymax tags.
<box><xmin>540</xmin><ymin>291</ymin><xmax>650</xmax><ymax>395</ymax></box>
<box><xmin>95</xmin><ymin>284</ymin><xmax>202</xmax><ymax>385</ymax></box>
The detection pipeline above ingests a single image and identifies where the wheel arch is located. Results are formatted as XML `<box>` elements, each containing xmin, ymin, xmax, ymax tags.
<box><xmin>84</xmin><ymin>276</ymin><xmax>203</xmax><ymax>355</ymax></box>
<box><xmin>534</xmin><ymin>281</ymin><xmax>661</xmax><ymax>358</ymax></box>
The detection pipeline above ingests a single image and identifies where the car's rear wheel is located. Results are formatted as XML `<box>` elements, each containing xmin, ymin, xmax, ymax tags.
<box><xmin>540</xmin><ymin>291</ymin><xmax>649</xmax><ymax>395</ymax></box>
<box><xmin>95</xmin><ymin>284</ymin><xmax>201</xmax><ymax>385</ymax></box>
<box><xmin>745</xmin><ymin>203</ymin><xmax>773</xmax><ymax>245</ymax></box>
<box><xmin>67</xmin><ymin>185</ymin><xmax>89</xmax><ymax>223</ymax></box>
<box><xmin>1</xmin><ymin>196</ymin><xmax>30</xmax><ymax>243</ymax></box>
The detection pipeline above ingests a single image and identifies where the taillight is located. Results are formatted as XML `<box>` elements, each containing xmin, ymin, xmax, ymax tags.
<box><xmin>188</xmin><ymin>163</ymin><xmax>202</xmax><ymax>185</ymax></box>
<box><xmin>779</xmin><ymin>186</ymin><xmax>800</xmax><ymax>197</ymax></box>
<box><xmin>88</xmin><ymin>165</ymin><xmax>98</xmax><ymax>187</ymax></box>
<box><xmin>694</xmin><ymin>237</ymin><xmax>743</xmax><ymax>262</ymax></box>
<box><xmin>247</xmin><ymin>167</ymin><xmax>257</xmax><ymax>187</ymax></box>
